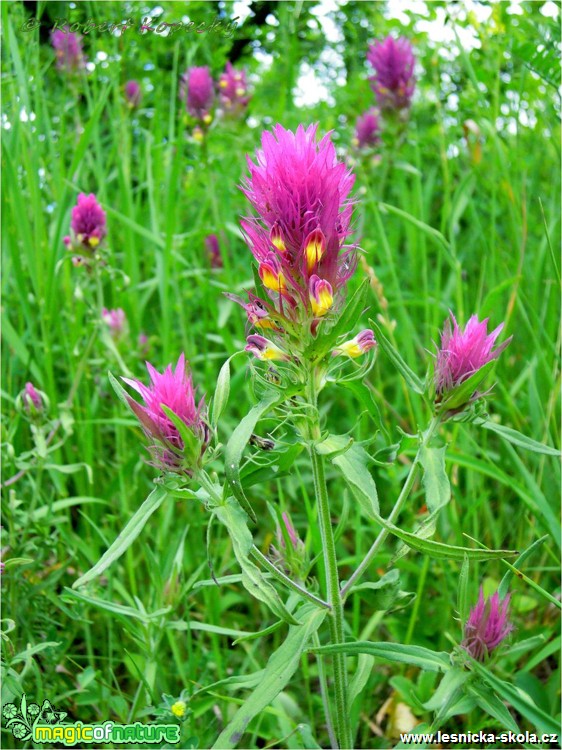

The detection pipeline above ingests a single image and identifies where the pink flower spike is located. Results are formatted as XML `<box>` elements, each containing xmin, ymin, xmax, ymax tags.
<box><xmin>122</xmin><ymin>354</ymin><xmax>209</xmax><ymax>474</ymax></box>
<box><xmin>434</xmin><ymin>312</ymin><xmax>512</xmax><ymax>398</ymax></box>
<box><xmin>205</xmin><ymin>234</ymin><xmax>223</xmax><ymax>269</ymax></box>
<box><xmin>102</xmin><ymin>307</ymin><xmax>127</xmax><ymax>338</ymax></box>
<box><xmin>124</xmin><ymin>80</ymin><xmax>142</xmax><ymax>107</ymax></box>
<box><xmin>354</xmin><ymin>109</ymin><xmax>381</xmax><ymax>149</ymax></box>
<box><xmin>180</xmin><ymin>66</ymin><xmax>214</xmax><ymax>121</ymax></box>
<box><xmin>462</xmin><ymin>588</ymin><xmax>513</xmax><ymax>662</ymax></box>
<box><xmin>218</xmin><ymin>61</ymin><xmax>250</xmax><ymax>115</ymax></box>
<box><xmin>367</xmin><ymin>36</ymin><xmax>416</xmax><ymax>111</ymax></box>
<box><xmin>241</xmin><ymin>124</ymin><xmax>357</xmax><ymax>328</ymax></box>
<box><xmin>66</xmin><ymin>193</ymin><xmax>107</xmax><ymax>254</ymax></box>
<box><xmin>51</xmin><ymin>28</ymin><xmax>86</xmax><ymax>72</ymax></box>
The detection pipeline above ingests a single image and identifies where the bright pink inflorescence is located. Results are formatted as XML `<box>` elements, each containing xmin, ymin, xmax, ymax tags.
<box><xmin>23</xmin><ymin>382</ymin><xmax>43</xmax><ymax>413</ymax></box>
<box><xmin>462</xmin><ymin>588</ymin><xmax>513</xmax><ymax>662</ymax></box>
<box><xmin>102</xmin><ymin>308</ymin><xmax>127</xmax><ymax>338</ymax></box>
<box><xmin>123</xmin><ymin>354</ymin><xmax>209</xmax><ymax>473</ymax></box>
<box><xmin>124</xmin><ymin>80</ymin><xmax>142</xmax><ymax>107</ymax></box>
<box><xmin>354</xmin><ymin>109</ymin><xmax>381</xmax><ymax>149</ymax></box>
<box><xmin>64</xmin><ymin>193</ymin><xmax>107</xmax><ymax>256</ymax></box>
<box><xmin>239</xmin><ymin>124</ymin><xmax>356</xmax><ymax>343</ymax></box>
<box><xmin>434</xmin><ymin>313</ymin><xmax>511</xmax><ymax>397</ymax></box>
<box><xmin>180</xmin><ymin>67</ymin><xmax>214</xmax><ymax>120</ymax></box>
<box><xmin>218</xmin><ymin>62</ymin><xmax>250</xmax><ymax>114</ymax></box>
<box><xmin>205</xmin><ymin>234</ymin><xmax>223</xmax><ymax>269</ymax></box>
<box><xmin>367</xmin><ymin>36</ymin><xmax>416</xmax><ymax>111</ymax></box>
<box><xmin>51</xmin><ymin>28</ymin><xmax>86</xmax><ymax>72</ymax></box>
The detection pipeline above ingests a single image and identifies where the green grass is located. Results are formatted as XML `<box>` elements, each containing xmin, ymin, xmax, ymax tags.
<box><xmin>1</xmin><ymin>1</ymin><xmax>560</xmax><ymax>748</ymax></box>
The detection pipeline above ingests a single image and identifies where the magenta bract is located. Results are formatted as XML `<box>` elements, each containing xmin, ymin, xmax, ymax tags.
<box><xmin>125</xmin><ymin>80</ymin><xmax>142</xmax><ymax>107</ymax></box>
<box><xmin>122</xmin><ymin>354</ymin><xmax>208</xmax><ymax>473</ymax></box>
<box><xmin>64</xmin><ymin>193</ymin><xmax>107</xmax><ymax>254</ymax></box>
<box><xmin>180</xmin><ymin>67</ymin><xmax>214</xmax><ymax>120</ymax></box>
<box><xmin>51</xmin><ymin>28</ymin><xmax>86</xmax><ymax>72</ymax></box>
<box><xmin>355</xmin><ymin>109</ymin><xmax>381</xmax><ymax>148</ymax></box>
<box><xmin>240</xmin><ymin>124</ymin><xmax>356</xmax><ymax>328</ymax></box>
<box><xmin>218</xmin><ymin>61</ymin><xmax>250</xmax><ymax>114</ymax></box>
<box><xmin>367</xmin><ymin>36</ymin><xmax>416</xmax><ymax>110</ymax></box>
<box><xmin>462</xmin><ymin>588</ymin><xmax>513</xmax><ymax>662</ymax></box>
<box><xmin>435</xmin><ymin>313</ymin><xmax>511</xmax><ymax>397</ymax></box>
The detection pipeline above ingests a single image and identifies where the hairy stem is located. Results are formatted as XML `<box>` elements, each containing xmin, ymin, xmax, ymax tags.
<box><xmin>305</xmin><ymin>367</ymin><xmax>352</xmax><ymax>750</ymax></box>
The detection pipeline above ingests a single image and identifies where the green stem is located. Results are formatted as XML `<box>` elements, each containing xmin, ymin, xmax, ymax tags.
<box><xmin>305</xmin><ymin>367</ymin><xmax>352</xmax><ymax>750</ymax></box>
<box><xmin>340</xmin><ymin>415</ymin><xmax>441</xmax><ymax>599</ymax></box>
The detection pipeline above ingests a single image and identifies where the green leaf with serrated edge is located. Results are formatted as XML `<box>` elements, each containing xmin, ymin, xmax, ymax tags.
<box><xmin>369</xmin><ymin>319</ymin><xmax>425</xmax><ymax>394</ymax></box>
<box><xmin>438</xmin><ymin>360</ymin><xmax>495</xmax><ymax>411</ymax></box>
<box><xmin>372</xmin><ymin>507</ymin><xmax>518</xmax><ymax>561</ymax></box>
<box><xmin>72</xmin><ymin>485</ymin><xmax>168</xmax><ymax>588</ymax></box>
<box><xmin>468</xmin><ymin>658</ymin><xmax>561</xmax><ymax>739</ymax></box>
<box><xmin>312</xmin><ymin>641</ymin><xmax>451</xmax><ymax>673</ymax></box>
<box><xmin>458</xmin><ymin>556</ymin><xmax>470</xmax><ymax>625</ymax></box>
<box><xmin>332</xmin><ymin>443</ymin><xmax>380</xmax><ymax>516</ymax></box>
<box><xmin>419</xmin><ymin>442</ymin><xmax>451</xmax><ymax>514</ymax></box>
<box><xmin>475</xmin><ymin>419</ymin><xmax>560</xmax><ymax>456</ymax></box>
<box><xmin>212</xmin><ymin>603</ymin><xmax>327</xmax><ymax>749</ymax></box>
<box><xmin>213</xmin><ymin>499</ymin><xmax>300</xmax><ymax>625</ymax></box>
<box><xmin>224</xmin><ymin>392</ymin><xmax>281</xmax><ymax>523</ymax></box>
<box><xmin>349</xmin><ymin>653</ymin><xmax>375</xmax><ymax>707</ymax></box>
<box><xmin>306</xmin><ymin>279</ymin><xmax>369</xmax><ymax>359</ymax></box>
<box><xmin>498</xmin><ymin>535</ymin><xmax>548</xmax><ymax>600</ymax></box>
<box><xmin>467</xmin><ymin>682</ymin><xmax>520</xmax><ymax>734</ymax></box>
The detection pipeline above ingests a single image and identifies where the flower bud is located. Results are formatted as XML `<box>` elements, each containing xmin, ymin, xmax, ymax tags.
<box><xmin>245</xmin><ymin>335</ymin><xmax>288</xmax><ymax>361</ymax></box>
<box><xmin>333</xmin><ymin>329</ymin><xmax>377</xmax><ymax>358</ymax></box>
<box><xmin>309</xmin><ymin>275</ymin><xmax>333</xmax><ymax>318</ymax></box>
<box><xmin>462</xmin><ymin>587</ymin><xmax>513</xmax><ymax>662</ymax></box>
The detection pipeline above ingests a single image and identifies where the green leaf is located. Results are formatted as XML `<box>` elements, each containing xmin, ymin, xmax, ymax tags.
<box><xmin>348</xmin><ymin>653</ymin><xmax>375</xmax><ymax>708</ymax></box>
<box><xmin>72</xmin><ymin>486</ymin><xmax>168</xmax><ymax>588</ymax></box>
<box><xmin>476</xmin><ymin>419</ymin><xmax>560</xmax><ymax>456</ymax></box>
<box><xmin>212</xmin><ymin>603</ymin><xmax>327</xmax><ymax>749</ymax></box>
<box><xmin>419</xmin><ymin>442</ymin><xmax>451</xmax><ymax>514</ymax></box>
<box><xmin>211</xmin><ymin>355</ymin><xmax>234</xmax><ymax>429</ymax></box>
<box><xmin>161</xmin><ymin>404</ymin><xmax>200</xmax><ymax>463</ymax></box>
<box><xmin>312</xmin><ymin>641</ymin><xmax>451</xmax><ymax>673</ymax></box>
<box><xmin>349</xmin><ymin>569</ymin><xmax>401</xmax><ymax>611</ymax></box>
<box><xmin>213</xmin><ymin>499</ymin><xmax>300</xmax><ymax>625</ymax></box>
<box><xmin>422</xmin><ymin>668</ymin><xmax>467</xmax><ymax>712</ymax></box>
<box><xmin>315</xmin><ymin>433</ymin><xmax>353</xmax><ymax>457</ymax></box>
<box><xmin>369</xmin><ymin>319</ymin><xmax>425</xmax><ymax>394</ymax></box>
<box><xmin>469</xmin><ymin>659</ymin><xmax>561</xmax><ymax>739</ymax></box>
<box><xmin>371</xmin><ymin>507</ymin><xmax>518</xmax><ymax>561</ymax></box>
<box><xmin>467</xmin><ymin>682</ymin><xmax>520</xmax><ymax>734</ymax></box>
<box><xmin>332</xmin><ymin>443</ymin><xmax>380</xmax><ymax>516</ymax></box>
<box><xmin>65</xmin><ymin>588</ymin><xmax>171</xmax><ymax>622</ymax></box>
<box><xmin>28</xmin><ymin>496</ymin><xmax>106</xmax><ymax>523</ymax></box>
<box><xmin>224</xmin><ymin>392</ymin><xmax>281</xmax><ymax>523</ymax></box>
<box><xmin>438</xmin><ymin>360</ymin><xmax>495</xmax><ymax>411</ymax></box>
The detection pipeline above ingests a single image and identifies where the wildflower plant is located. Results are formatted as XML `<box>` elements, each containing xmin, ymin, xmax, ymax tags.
<box><xmin>73</xmin><ymin>123</ymin><xmax>559</xmax><ymax>750</ymax></box>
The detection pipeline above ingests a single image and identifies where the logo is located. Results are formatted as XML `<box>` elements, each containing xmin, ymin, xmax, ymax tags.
<box><xmin>3</xmin><ymin>694</ymin><xmax>183</xmax><ymax>746</ymax></box>
<box><xmin>3</xmin><ymin>695</ymin><xmax>67</xmax><ymax>742</ymax></box>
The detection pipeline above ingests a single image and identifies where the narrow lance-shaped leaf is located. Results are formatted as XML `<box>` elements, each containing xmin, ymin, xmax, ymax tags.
<box><xmin>330</xmin><ymin>442</ymin><xmax>380</xmax><ymax>516</ymax></box>
<box><xmin>212</xmin><ymin>603</ymin><xmax>327</xmax><ymax>749</ymax></box>
<box><xmin>73</xmin><ymin>485</ymin><xmax>168</xmax><ymax>588</ymax></box>
<box><xmin>312</xmin><ymin>641</ymin><xmax>451</xmax><ymax>673</ymax></box>
<box><xmin>370</xmin><ymin>318</ymin><xmax>425</xmax><ymax>394</ymax></box>
<box><xmin>213</xmin><ymin>499</ymin><xmax>300</xmax><ymax>626</ymax></box>
<box><xmin>224</xmin><ymin>392</ymin><xmax>281</xmax><ymax>523</ymax></box>
<box><xmin>474</xmin><ymin>418</ymin><xmax>560</xmax><ymax>457</ymax></box>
